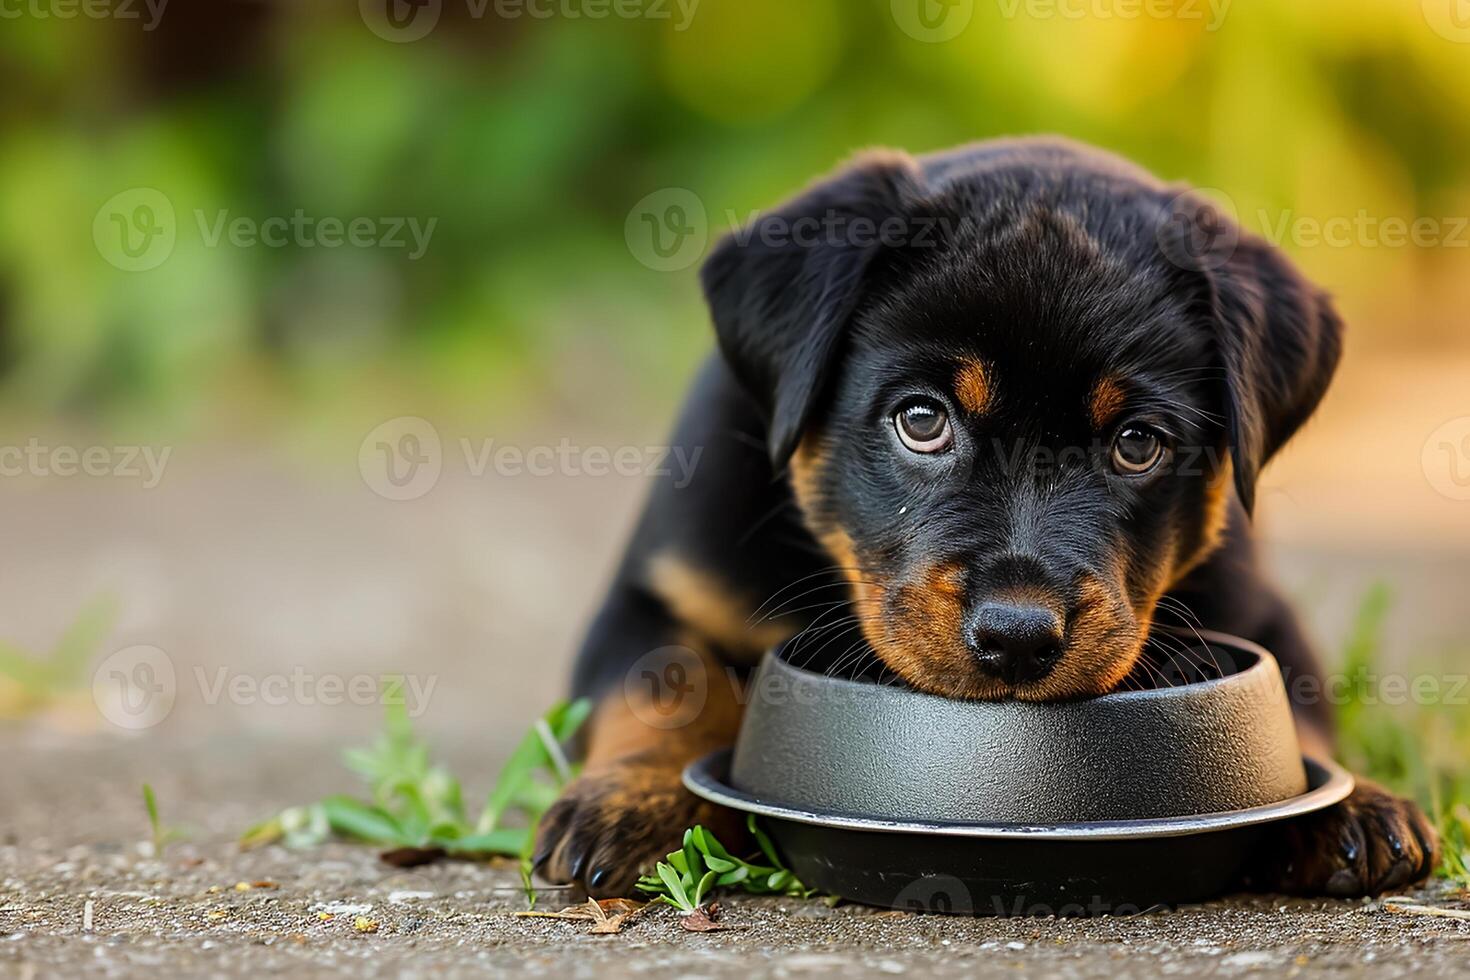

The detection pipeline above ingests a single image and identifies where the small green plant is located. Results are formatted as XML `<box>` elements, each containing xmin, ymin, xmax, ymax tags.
<box><xmin>0</xmin><ymin>597</ymin><xmax>116</xmax><ymax>717</ymax></box>
<box><xmin>242</xmin><ymin>695</ymin><xmax>592</xmax><ymax>904</ymax></box>
<box><xmin>141</xmin><ymin>783</ymin><xmax>185</xmax><ymax>855</ymax></box>
<box><xmin>635</xmin><ymin>816</ymin><xmax>814</xmax><ymax>912</ymax></box>
<box><xmin>1334</xmin><ymin>585</ymin><xmax>1470</xmax><ymax>889</ymax></box>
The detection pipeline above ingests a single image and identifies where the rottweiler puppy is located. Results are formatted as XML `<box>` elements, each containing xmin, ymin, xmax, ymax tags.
<box><xmin>535</xmin><ymin>138</ymin><xmax>1438</xmax><ymax>900</ymax></box>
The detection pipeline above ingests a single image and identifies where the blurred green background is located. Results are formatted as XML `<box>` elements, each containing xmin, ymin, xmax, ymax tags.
<box><xmin>1</xmin><ymin>0</ymin><xmax>1468</xmax><ymax>882</ymax></box>
<box><xmin>2</xmin><ymin>0</ymin><xmax>1468</xmax><ymax>439</ymax></box>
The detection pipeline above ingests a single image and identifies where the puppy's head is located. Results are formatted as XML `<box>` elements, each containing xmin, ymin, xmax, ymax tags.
<box><xmin>703</xmin><ymin>139</ymin><xmax>1342</xmax><ymax>701</ymax></box>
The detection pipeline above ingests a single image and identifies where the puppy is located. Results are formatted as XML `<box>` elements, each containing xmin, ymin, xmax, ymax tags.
<box><xmin>535</xmin><ymin>138</ymin><xmax>1438</xmax><ymax>899</ymax></box>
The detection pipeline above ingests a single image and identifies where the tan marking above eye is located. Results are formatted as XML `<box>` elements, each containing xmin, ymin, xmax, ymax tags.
<box><xmin>1089</xmin><ymin>376</ymin><xmax>1128</xmax><ymax>430</ymax></box>
<box><xmin>953</xmin><ymin>358</ymin><xmax>995</xmax><ymax>415</ymax></box>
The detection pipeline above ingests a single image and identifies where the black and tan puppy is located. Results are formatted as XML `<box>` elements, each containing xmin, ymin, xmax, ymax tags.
<box><xmin>535</xmin><ymin>138</ymin><xmax>1438</xmax><ymax>899</ymax></box>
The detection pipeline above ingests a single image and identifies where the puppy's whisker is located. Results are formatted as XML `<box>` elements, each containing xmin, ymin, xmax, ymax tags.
<box><xmin>1152</xmin><ymin>598</ymin><xmax>1221</xmax><ymax>677</ymax></box>
<box><xmin>754</xmin><ymin>582</ymin><xmax>873</xmax><ymax>623</ymax></box>
<box><xmin>747</xmin><ymin>567</ymin><xmax>880</xmax><ymax>624</ymax></box>
<box><xmin>737</xmin><ymin>497</ymin><xmax>802</xmax><ymax>547</ymax></box>
<box><xmin>758</xmin><ymin>596</ymin><xmax>853</xmax><ymax>625</ymax></box>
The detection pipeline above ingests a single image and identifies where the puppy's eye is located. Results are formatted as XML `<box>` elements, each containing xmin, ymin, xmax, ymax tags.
<box><xmin>894</xmin><ymin>399</ymin><xmax>953</xmax><ymax>454</ymax></box>
<box><xmin>1111</xmin><ymin>425</ymin><xmax>1165</xmax><ymax>476</ymax></box>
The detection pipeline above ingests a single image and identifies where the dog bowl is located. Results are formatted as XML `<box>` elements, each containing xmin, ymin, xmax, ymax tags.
<box><xmin>684</xmin><ymin>630</ymin><xmax>1353</xmax><ymax>913</ymax></box>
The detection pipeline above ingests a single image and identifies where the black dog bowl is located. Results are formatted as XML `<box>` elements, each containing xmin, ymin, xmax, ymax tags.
<box><xmin>684</xmin><ymin>630</ymin><xmax>1353</xmax><ymax>913</ymax></box>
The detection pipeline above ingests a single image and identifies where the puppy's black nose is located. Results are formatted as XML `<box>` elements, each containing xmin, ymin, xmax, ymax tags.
<box><xmin>966</xmin><ymin>602</ymin><xmax>1064</xmax><ymax>685</ymax></box>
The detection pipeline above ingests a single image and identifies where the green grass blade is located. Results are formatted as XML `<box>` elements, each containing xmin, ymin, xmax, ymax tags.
<box><xmin>49</xmin><ymin>596</ymin><xmax>119</xmax><ymax>684</ymax></box>
<box><xmin>441</xmin><ymin>828</ymin><xmax>531</xmax><ymax>855</ymax></box>
<box><xmin>693</xmin><ymin>870</ymin><xmax>716</xmax><ymax>907</ymax></box>
<box><xmin>748</xmin><ymin>814</ymin><xmax>785</xmax><ymax>868</ymax></box>
<box><xmin>655</xmin><ymin>861</ymin><xmax>692</xmax><ymax>912</ymax></box>
<box><xmin>0</xmin><ymin>642</ymin><xmax>53</xmax><ymax>690</ymax></box>
<box><xmin>321</xmin><ymin>795</ymin><xmax>411</xmax><ymax>845</ymax></box>
<box><xmin>142</xmin><ymin>784</ymin><xmax>160</xmax><ymax>837</ymax></box>
<box><xmin>476</xmin><ymin>698</ymin><xmax>593</xmax><ymax>834</ymax></box>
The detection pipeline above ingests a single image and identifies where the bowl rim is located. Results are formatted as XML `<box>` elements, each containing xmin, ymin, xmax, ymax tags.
<box><xmin>770</xmin><ymin>626</ymin><xmax>1276</xmax><ymax>706</ymax></box>
<box><xmin>685</xmin><ymin>749</ymin><xmax>1353</xmax><ymax>840</ymax></box>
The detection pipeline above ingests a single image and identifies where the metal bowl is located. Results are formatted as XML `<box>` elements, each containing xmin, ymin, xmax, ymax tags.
<box><xmin>731</xmin><ymin>629</ymin><xmax>1308</xmax><ymax>823</ymax></box>
<box><xmin>684</xmin><ymin>630</ymin><xmax>1353</xmax><ymax>912</ymax></box>
<box><xmin>686</xmin><ymin>749</ymin><xmax>1351</xmax><ymax>913</ymax></box>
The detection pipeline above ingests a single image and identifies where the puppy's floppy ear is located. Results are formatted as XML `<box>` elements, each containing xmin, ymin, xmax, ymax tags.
<box><xmin>1205</xmin><ymin>232</ymin><xmax>1344</xmax><ymax>515</ymax></box>
<box><xmin>701</xmin><ymin>151</ymin><xmax>926</xmax><ymax>466</ymax></box>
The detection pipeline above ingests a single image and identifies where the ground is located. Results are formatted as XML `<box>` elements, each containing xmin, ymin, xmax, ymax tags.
<box><xmin>1</xmin><ymin>353</ymin><xmax>1467</xmax><ymax>976</ymax></box>
<box><xmin>3</xmin><ymin>737</ymin><xmax>1469</xmax><ymax>979</ymax></box>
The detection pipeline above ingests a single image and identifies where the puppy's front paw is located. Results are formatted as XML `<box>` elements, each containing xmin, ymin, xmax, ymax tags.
<box><xmin>1250</xmin><ymin>780</ymin><xmax>1439</xmax><ymax>897</ymax></box>
<box><xmin>533</xmin><ymin>760</ymin><xmax>737</xmax><ymax>898</ymax></box>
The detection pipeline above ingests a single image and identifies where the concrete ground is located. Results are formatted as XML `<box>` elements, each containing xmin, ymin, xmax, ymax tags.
<box><xmin>3</xmin><ymin>737</ymin><xmax>1469</xmax><ymax>979</ymax></box>
<box><xmin>0</xmin><ymin>740</ymin><xmax>1464</xmax><ymax>975</ymax></box>
<box><xmin>1</xmin><ymin>352</ymin><xmax>1468</xmax><ymax>977</ymax></box>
